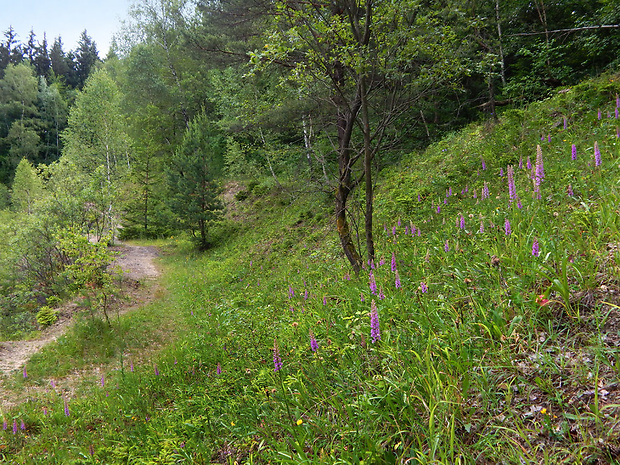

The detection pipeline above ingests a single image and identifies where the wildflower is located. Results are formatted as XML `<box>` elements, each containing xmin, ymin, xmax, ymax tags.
<box><xmin>571</xmin><ymin>143</ymin><xmax>577</xmax><ymax>161</ymax></box>
<box><xmin>507</xmin><ymin>165</ymin><xmax>516</xmax><ymax>202</ymax></box>
<box><xmin>547</xmin><ymin>134</ymin><xmax>551</xmax><ymax>143</ymax></box>
<box><xmin>541</xmin><ymin>408</ymin><xmax>547</xmax><ymax>415</ymax></box>
<box><xmin>23</xmin><ymin>366</ymin><xmax>27</xmax><ymax>379</ymax></box>
<box><xmin>297</xmin><ymin>419</ymin><xmax>303</xmax><ymax>426</ymax></box>
<box><xmin>567</xmin><ymin>184</ymin><xmax>574</xmax><ymax>196</ymax></box>
<box><xmin>391</xmin><ymin>252</ymin><xmax>396</xmax><ymax>272</ymax></box>
<box><xmin>379</xmin><ymin>257</ymin><xmax>385</xmax><ymax>266</ymax></box>
<box><xmin>536</xmin><ymin>295</ymin><xmax>550</xmax><ymax>306</ymax></box>
<box><xmin>310</xmin><ymin>330</ymin><xmax>318</xmax><ymax>352</ymax></box>
<box><xmin>437</xmin><ymin>205</ymin><xmax>441</xmax><ymax>213</ymax></box>
<box><xmin>500</xmin><ymin>167</ymin><xmax>504</xmax><ymax>177</ymax></box>
<box><xmin>532</xmin><ymin>237</ymin><xmax>540</xmax><ymax>257</ymax></box>
<box><xmin>378</xmin><ymin>288</ymin><xmax>386</xmax><ymax>300</ymax></box>
<box><xmin>370</xmin><ymin>300</ymin><xmax>381</xmax><ymax>343</ymax></box>
<box><xmin>50</xmin><ymin>379</ymin><xmax>56</xmax><ymax>389</ymax></box>
<box><xmin>519</xmin><ymin>155</ymin><xmax>523</xmax><ymax>169</ymax></box>
<box><xmin>533</xmin><ymin>176</ymin><xmax>541</xmax><ymax>200</ymax></box>
<box><xmin>369</xmin><ymin>271</ymin><xmax>377</xmax><ymax>295</ymax></box>
<box><xmin>100</xmin><ymin>375</ymin><xmax>105</xmax><ymax>388</ymax></box>
<box><xmin>481</xmin><ymin>157</ymin><xmax>486</xmax><ymax>170</ymax></box>
<box><xmin>64</xmin><ymin>397</ymin><xmax>70</xmax><ymax>417</ymax></box>
<box><xmin>563</xmin><ymin>116</ymin><xmax>567</xmax><ymax>130</ymax></box>
<box><xmin>517</xmin><ymin>197</ymin><xmax>523</xmax><ymax>209</ymax></box>
<box><xmin>418</xmin><ymin>194</ymin><xmax>421</xmax><ymax>201</ymax></box>
<box><xmin>535</xmin><ymin>145</ymin><xmax>544</xmax><ymax>182</ymax></box>
<box><xmin>526</xmin><ymin>156</ymin><xmax>532</xmax><ymax>170</ymax></box>
<box><xmin>304</xmin><ymin>289</ymin><xmax>308</xmax><ymax>300</ymax></box>
<box><xmin>273</xmin><ymin>339</ymin><xmax>283</xmax><ymax>372</ymax></box>
<box><xmin>323</xmin><ymin>296</ymin><xmax>327</xmax><ymax>305</ymax></box>
<box><xmin>479</xmin><ymin>221</ymin><xmax>484</xmax><ymax>233</ymax></box>
<box><xmin>2</xmin><ymin>419</ymin><xmax>6</xmax><ymax>430</ymax></box>
<box><xmin>447</xmin><ymin>187</ymin><xmax>452</xmax><ymax>197</ymax></box>
<box><xmin>42</xmin><ymin>407</ymin><xmax>47</xmax><ymax>416</ymax></box>
<box><xmin>130</xmin><ymin>360</ymin><xmax>134</xmax><ymax>372</ymax></box>
<box><xmin>460</xmin><ymin>214</ymin><xmax>465</xmax><ymax>229</ymax></box>
<box><xmin>154</xmin><ymin>364</ymin><xmax>159</xmax><ymax>376</ymax></box>
<box><xmin>482</xmin><ymin>182</ymin><xmax>490</xmax><ymax>200</ymax></box>
<box><xmin>216</xmin><ymin>363</ymin><xmax>222</xmax><ymax>375</ymax></box>
<box><xmin>473</xmin><ymin>189</ymin><xmax>477</xmax><ymax>199</ymax></box>
<box><xmin>444</xmin><ymin>240</ymin><xmax>449</xmax><ymax>252</ymax></box>
<box><xmin>616</xmin><ymin>108</ymin><xmax>619</xmax><ymax>119</ymax></box>
<box><xmin>598</xmin><ymin>109</ymin><xmax>602</xmax><ymax>120</ymax></box>
<box><xmin>594</xmin><ymin>141</ymin><xmax>601</xmax><ymax>167</ymax></box>
<box><xmin>417</xmin><ymin>229</ymin><xmax>421</xmax><ymax>237</ymax></box>
<box><xmin>360</xmin><ymin>293</ymin><xmax>365</xmax><ymax>302</ymax></box>
<box><xmin>288</xmin><ymin>285</ymin><xmax>294</xmax><ymax>299</ymax></box>
<box><xmin>13</xmin><ymin>420</ymin><xmax>17</xmax><ymax>434</ymax></box>
<box><xmin>504</xmin><ymin>218</ymin><xmax>511</xmax><ymax>236</ymax></box>
<box><xmin>420</xmin><ymin>282</ymin><xmax>428</xmax><ymax>293</ymax></box>
<box><xmin>392</xmin><ymin>226</ymin><xmax>396</xmax><ymax>236</ymax></box>
<box><xmin>395</xmin><ymin>270</ymin><xmax>401</xmax><ymax>289</ymax></box>
<box><xmin>444</xmin><ymin>198</ymin><xmax>448</xmax><ymax>205</ymax></box>
<box><xmin>20</xmin><ymin>420</ymin><xmax>25</xmax><ymax>431</ymax></box>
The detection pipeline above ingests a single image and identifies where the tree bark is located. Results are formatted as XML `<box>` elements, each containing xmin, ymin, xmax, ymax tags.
<box><xmin>360</xmin><ymin>75</ymin><xmax>374</xmax><ymax>263</ymax></box>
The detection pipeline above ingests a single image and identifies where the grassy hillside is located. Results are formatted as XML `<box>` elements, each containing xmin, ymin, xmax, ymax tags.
<box><xmin>3</xmin><ymin>73</ymin><xmax>620</xmax><ymax>464</ymax></box>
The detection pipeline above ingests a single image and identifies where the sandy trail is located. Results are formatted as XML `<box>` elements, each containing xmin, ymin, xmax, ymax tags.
<box><xmin>0</xmin><ymin>244</ymin><xmax>160</xmax><ymax>375</ymax></box>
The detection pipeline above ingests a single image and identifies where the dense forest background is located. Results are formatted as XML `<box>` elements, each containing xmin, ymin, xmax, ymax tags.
<box><xmin>0</xmin><ymin>0</ymin><xmax>619</xmax><ymax>328</ymax></box>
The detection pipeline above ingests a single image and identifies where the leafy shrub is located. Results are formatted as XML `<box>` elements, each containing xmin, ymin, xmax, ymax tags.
<box><xmin>36</xmin><ymin>306</ymin><xmax>58</xmax><ymax>327</ymax></box>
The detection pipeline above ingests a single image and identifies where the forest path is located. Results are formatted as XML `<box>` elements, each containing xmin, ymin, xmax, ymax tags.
<box><xmin>0</xmin><ymin>244</ymin><xmax>160</xmax><ymax>376</ymax></box>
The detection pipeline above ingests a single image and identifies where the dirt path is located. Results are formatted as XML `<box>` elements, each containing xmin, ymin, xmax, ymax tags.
<box><xmin>0</xmin><ymin>244</ymin><xmax>160</xmax><ymax>375</ymax></box>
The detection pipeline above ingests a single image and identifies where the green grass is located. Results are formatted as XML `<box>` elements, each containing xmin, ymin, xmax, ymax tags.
<box><xmin>3</xmin><ymin>73</ymin><xmax>620</xmax><ymax>464</ymax></box>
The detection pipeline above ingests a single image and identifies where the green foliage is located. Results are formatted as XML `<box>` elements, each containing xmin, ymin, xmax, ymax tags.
<box><xmin>166</xmin><ymin>113</ymin><xmax>225</xmax><ymax>249</ymax></box>
<box><xmin>11</xmin><ymin>158</ymin><xmax>43</xmax><ymax>214</ymax></box>
<box><xmin>61</xmin><ymin>68</ymin><xmax>132</xmax><ymax>237</ymax></box>
<box><xmin>6</xmin><ymin>4</ymin><xmax>620</xmax><ymax>463</ymax></box>
<box><xmin>36</xmin><ymin>306</ymin><xmax>58</xmax><ymax>327</ymax></box>
<box><xmin>56</xmin><ymin>227</ymin><xmax>118</xmax><ymax>324</ymax></box>
<box><xmin>4</xmin><ymin>70</ymin><xmax>618</xmax><ymax>463</ymax></box>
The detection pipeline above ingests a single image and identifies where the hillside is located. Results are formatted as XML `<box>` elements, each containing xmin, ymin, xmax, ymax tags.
<box><xmin>2</xmin><ymin>73</ymin><xmax>620</xmax><ymax>464</ymax></box>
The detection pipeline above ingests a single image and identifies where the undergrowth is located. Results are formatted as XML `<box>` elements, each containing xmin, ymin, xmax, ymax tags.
<box><xmin>2</xmin><ymin>74</ymin><xmax>620</xmax><ymax>464</ymax></box>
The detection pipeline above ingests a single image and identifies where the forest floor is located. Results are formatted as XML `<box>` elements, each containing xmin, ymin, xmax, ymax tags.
<box><xmin>0</xmin><ymin>243</ymin><xmax>160</xmax><ymax>408</ymax></box>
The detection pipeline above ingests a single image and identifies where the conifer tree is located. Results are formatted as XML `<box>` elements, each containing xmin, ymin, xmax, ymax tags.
<box><xmin>166</xmin><ymin>113</ymin><xmax>224</xmax><ymax>249</ymax></box>
<box><xmin>74</xmin><ymin>30</ymin><xmax>100</xmax><ymax>89</ymax></box>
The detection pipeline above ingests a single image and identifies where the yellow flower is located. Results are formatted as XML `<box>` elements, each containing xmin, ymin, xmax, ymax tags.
<box><xmin>231</xmin><ymin>421</ymin><xmax>235</xmax><ymax>426</ymax></box>
<box><xmin>296</xmin><ymin>419</ymin><xmax>303</xmax><ymax>426</ymax></box>
<box><xmin>540</xmin><ymin>408</ymin><xmax>547</xmax><ymax>415</ymax></box>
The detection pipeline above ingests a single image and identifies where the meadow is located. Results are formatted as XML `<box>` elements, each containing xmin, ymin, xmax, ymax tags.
<box><xmin>2</xmin><ymin>73</ymin><xmax>620</xmax><ymax>464</ymax></box>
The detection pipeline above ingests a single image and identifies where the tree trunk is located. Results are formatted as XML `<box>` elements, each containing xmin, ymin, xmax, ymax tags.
<box><xmin>334</xmin><ymin>62</ymin><xmax>363</xmax><ymax>272</ymax></box>
<box><xmin>336</xmin><ymin>183</ymin><xmax>361</xmax><ymax>272</ymax></box>
<box><xmin>360</xmin><ymin>76</ymin><xmax>374</xmax><ymax>263</ymax></box>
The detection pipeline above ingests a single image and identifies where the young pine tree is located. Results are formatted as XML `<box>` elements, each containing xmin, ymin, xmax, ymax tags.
<box><xmin>166</xmin><ymin>114</ymin><xmax>224</xmax><ymax>249</ymax></box>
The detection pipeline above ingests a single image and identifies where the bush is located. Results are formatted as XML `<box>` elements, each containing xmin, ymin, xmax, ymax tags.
<box><xmin>36</xmin><ymin>306</ymin><xmax>59</xmax><ymax>328</ymax></box>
